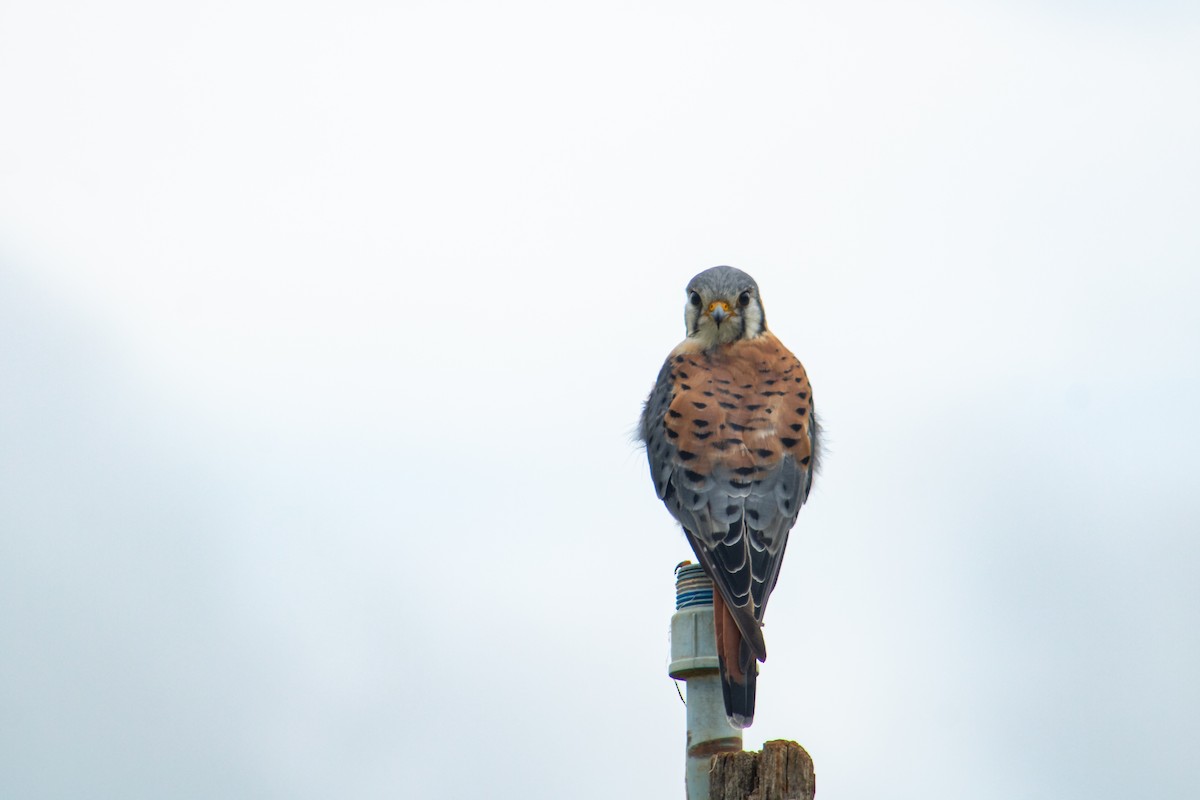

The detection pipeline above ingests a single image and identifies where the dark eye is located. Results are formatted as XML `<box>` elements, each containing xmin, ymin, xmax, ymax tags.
<box><xmin>738</xmin><ymin>291</ymin><xmax>751</xmax><ymax>307</ymax></box>
<box><xmin>689</xmin><ymin>291</ymin><xmax>702</xmax><ymax>307</ymax></box>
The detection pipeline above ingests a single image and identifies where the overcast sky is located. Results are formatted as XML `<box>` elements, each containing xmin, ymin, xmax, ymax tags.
<box><xmin>2</xmin><ymin>1</ymin><xmax>1198</xmax><ymax>798</ymax></box>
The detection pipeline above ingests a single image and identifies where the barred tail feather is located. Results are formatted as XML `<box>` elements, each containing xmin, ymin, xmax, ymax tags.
<box><xmin>712</xmin><ymin>589</ymin><xmax>758</xmax><ymax>728</ymax></box>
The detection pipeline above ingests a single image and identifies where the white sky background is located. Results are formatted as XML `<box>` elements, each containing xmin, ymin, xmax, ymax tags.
<box><xmin>1</xmin><ymin>1</ymin><xmax>1198</xmax><ymax>798</ymax></box>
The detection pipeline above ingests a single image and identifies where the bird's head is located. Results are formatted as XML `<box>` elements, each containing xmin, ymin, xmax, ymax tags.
<box><xmin>684</xmin><ymin>266</ymin><xmax>767</xmax><ymax>347</ymax></box>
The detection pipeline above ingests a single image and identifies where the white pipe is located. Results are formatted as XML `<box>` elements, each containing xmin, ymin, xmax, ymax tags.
<box><xmin>669</xmin><ymin>563</ymin><xmax>743</xmax><ymax>800</ymax></box>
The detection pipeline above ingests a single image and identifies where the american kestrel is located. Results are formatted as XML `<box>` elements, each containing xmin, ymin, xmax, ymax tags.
<box><xmin>641</xmin><ymin>266</ymin><xmax>820</xmax><ymax>728</ymax></box>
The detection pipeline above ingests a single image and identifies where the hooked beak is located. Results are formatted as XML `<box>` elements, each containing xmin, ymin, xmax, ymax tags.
<box><xmin>708</xmin><ymin>300</ymin><xmax>732</xmax><ymax>324</ymax></box>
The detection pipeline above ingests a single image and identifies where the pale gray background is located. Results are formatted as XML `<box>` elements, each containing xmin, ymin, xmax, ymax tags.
<box><xmin>1</xmin><ymin>1</ymin><xmax>1197</xmax><ymax>798</ymax></box>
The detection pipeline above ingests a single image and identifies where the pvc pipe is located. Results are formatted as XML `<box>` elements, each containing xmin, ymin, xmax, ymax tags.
<box><xmin>668</xmin><ymin>562</ymin><xmax>743</xmax><ymax>800</ymax></box>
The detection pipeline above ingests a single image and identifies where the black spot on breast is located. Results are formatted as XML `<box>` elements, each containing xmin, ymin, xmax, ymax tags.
<box><xmin>729</xmin><ymin>479</ymin><xmax>752</xmax><ymax>490</ymax></box>
<box><xmin>795</xmin><ymin>378</ymin><xmax>804</xmax><ymax>383</ymax></box>
<box><xmin>668</xmin><ymin>409</ymin><xmax>682</xmax><ymax>418</ymax></box>
<box><xmin>797</xmin><ymin>392</ymin><xmax>808</xmax><ymax>399</ymax></box>
<box><xmin>789</xmin><ymin>423</ymin><xmax>804</xmax><ymax>432</ymax></box>
<box><xmin>716</xmin><ymin>378</ymin><xmax>731</xmax><ymax>385</ymax></box>
<box><xmin>678</xmin><ymin>451</ymin><xmax>698</xmax><ymax>461</ymax></box>
<box><xmin>678</xmin><ymin>371</ymin><xmax>689</xmax><ymax>379</ymax></box>
<box><xmin>703</xmin><ymin>391</ymin><xmax>715</xmax><ymax>397</ymax></box>
<box><xmin>800</xmin><ymin>456</ymin><xmax>811</xmax><ymax>465</ymax></box>
<box><xmin>747</xmin><ymin>509</ymin><xmax>760</xmax><ymax>521</ymax></box>
<box><xmin>783</xmin><ymin>499</ymin><xmax>791</xmax><ymax>510</ymax></box>
<box><xmin>718</xmin><ymin>401</ymin><xmax>736</xmax><ymax>409</ymax></box>
<box><xmin>692</xmin><ymin>401</ymin><xmax>707</xmax><ymax>409</ymax></box>
<box><xmin>684</xmin><ymin>469</ymin><xmax>704</xmax><ymax>482</ymax></box>
<box><xmin>728</xmin><ymin>422</ymin><xmax>750</xmax><ymax>432</ymax></box>
<box><xmin>734</xmin><ymin>466</ymin><xmax>757</xmax><ymax>476</ymax></box>
<box><xmin>692</xmin><ymin>419</ymin><xmax>710</xmax><ymax>428</ymax></box>
<box><xmin>731</xmin><ymin>393</ymin><xmax>744</xmax><ymax>400</ymax></box>
<box><xmin>762</xmin><ymin>390</ymin><xmax>786</xmax><ymax>397</ymax></box>
<box><xmin>780</xmin><ymin>437</ymin><xmax>800</xmax><ymax>448</ymax></box>
<box><xmin>765</xmin><ymin>408</ymin><xmax>773</xmax><ymax>414</ymax></box>
<box><xmin>726</xmin><ymin>505</ymin><xmax>739</xmax><ymax>516</ymax></box>
<box><xmin>674</xmin><ymin>356</ymin><xmax>685</xmax><ymax>364</ymax></box>
<box><xmin>681</xmin><ymin>383</ymin><xmax>692</xmax><ymax>390</ymax></box>
<box><xmin>712</xmin><ymin>438</ymin><xmax>740</xmax><ymax>451</ymax></box>
<box><xmin>666</xmin><ymin>429</ymin><xmax>679</xmax><ymax>439</ymax></box>
<box><xmin>765</xmin><ymin>379</ymin><xmax>777</xmax><ymax>386</ymax></box>
<box><xmin>797</xmin><ymin>408</ymin><xmax>807</xmax><ymax>416</ymax></box>
<box><xmin>741</xmin><ymin>383</ymin><xmax>753</xmax><ymax>389</ymax></box>
<box><xmin>755</xmin><ymin>448</ymin><xmax>773</xmax><ymax>458</ymax></box>
<box><xmin>746</xmin><ymin>404</ymin><xmax>763</xmax><ymax>411</ymax></box>
<box><xmin>694</xmin><ymin>431</ymin><xmax>713</xmax><ymax>440</ymax></box>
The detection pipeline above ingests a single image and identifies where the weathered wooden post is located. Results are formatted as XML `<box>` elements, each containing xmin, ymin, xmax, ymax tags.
<box><xmin>669</xmin><ymin>563</ymin><xmax>817</xmax><ymax>800</ymax></box>
<box><xmin>710</xmin><ymin>739</ymin><xmax>816</xmax><ymax>800</ymax></box>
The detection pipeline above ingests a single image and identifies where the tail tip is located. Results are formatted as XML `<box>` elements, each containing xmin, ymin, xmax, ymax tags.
<box><xmin>726</xmin><ymin>710</ymin><xmax>754</xmax><ymax>729</ymax></box>
<box><xmin>720</xmin><ymin>666</ymin><xmax>758</xmax><ymax>729</ymax></box>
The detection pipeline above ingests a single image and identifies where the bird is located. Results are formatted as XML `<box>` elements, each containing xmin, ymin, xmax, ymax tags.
<box><xmin>640</xmin><ymin>265</ymin><xmax>820</xmax><ymax>728</ymax></box>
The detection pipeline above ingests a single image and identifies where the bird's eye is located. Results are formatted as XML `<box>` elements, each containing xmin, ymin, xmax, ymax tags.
<box><xmin>738</xmin><ymin>291</ymin><xmax>751</xmax><ymax>307</ymax></box>
<box><xmin>689</xmin><ymin>291</ymin><xmax>702</xmax><ymax>307</ymax></box>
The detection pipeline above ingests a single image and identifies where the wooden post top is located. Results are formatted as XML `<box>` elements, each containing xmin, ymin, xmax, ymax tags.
<box><xmin>709</xmin><ymin>739</ymin><xmax>816</xmax><ymax>800</ymax></box>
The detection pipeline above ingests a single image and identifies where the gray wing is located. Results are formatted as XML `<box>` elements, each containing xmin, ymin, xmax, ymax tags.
<box><xmin>639</xmin><ymin>359</ymin><xmax>680</xmax><ymax>506</ymax></box>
